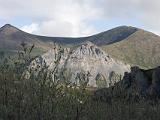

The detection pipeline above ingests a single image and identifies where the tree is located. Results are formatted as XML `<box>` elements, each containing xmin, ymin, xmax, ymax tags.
<box><xmin>95</xmin><ymin>73</ymin><xmax>107</xmax><ymax>88</ymax></box>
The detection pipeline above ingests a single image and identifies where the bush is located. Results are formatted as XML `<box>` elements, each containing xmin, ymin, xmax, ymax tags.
<box><xmin>0</xmin><ymin>43</ymin><xmax>160</xmax><ymax>120</ymax></box>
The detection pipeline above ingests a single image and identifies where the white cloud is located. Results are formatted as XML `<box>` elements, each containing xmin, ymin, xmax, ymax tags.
<box><xmin>21</xmin><ymin>20</ymin><xmax>97</xmax><ymax>37</ymax></box>
<box><xmin>16</xmin><ymin>0</ymin><xmax>100</xmax><ymax>37</ymax></box>
<box><xmin>100</xmin><ymin>0</ymin><xmax>160</xmax><ymax>33</ymax></box>
<box><xmin>21</xmin><ymin>23</ymin><xmax>39</xmax><ymax>34</ymax></box>
<box><xmin>1</xmin><ymin>0</ymin><xmax>160</xmax><ymax>36</ymax></box>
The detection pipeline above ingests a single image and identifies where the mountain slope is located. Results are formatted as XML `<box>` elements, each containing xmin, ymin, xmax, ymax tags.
<box><xmin>30</xmin><ymin>25</ymin><xmax>138</xmax><ymax>46</ymax></box>
<box><xmin>0</xmin><ymin>24</ymin><xmax>54</xmax><ymax>56</ymax></box>
<box><xmin>102</xmin><ymin>29</ymin><xmax>160</xmax><ymax>69</ymax></box>
<box><xmin>1</xmin><ymin>24</ymin><xmax>160</xmax><ymax>68</ymax></box>
<box><xmin>85</xmin><ymin>26</ymin><xmax>137</xmax><ymax>45</ymax></box>
<box><xmin>0</xmin><ymin>24</ymin><xmax>137</xmax><ymax>50</ymax></box>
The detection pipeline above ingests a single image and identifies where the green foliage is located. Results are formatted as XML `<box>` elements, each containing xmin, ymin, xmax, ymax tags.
<box><xmin>0</xmin><ymin>43</ymin><xmax>91</xmax><ymax>120</ymax></box>
<box><xmin>95</xmin><ymin>73</ymin><xmax>107</xmax><ymax>88</ymax></box>
<box><xmin>109</xmin><ymin>71</ymin><xmax>122</xmax><ymax>86</ymax></box>
<box><xmin>1</xmin><ymin>43</ymin><xmax>160</xmax><ymax>120</ymax></box>
<box><xmin>75</xmin><ymin>71</ymin><xmax>90</xmax><ymax>89</ymax></box>
<box><xmin>102</xmin><ymin>29</ymin><xmax>160</xmax><ymax>69</ymax></box>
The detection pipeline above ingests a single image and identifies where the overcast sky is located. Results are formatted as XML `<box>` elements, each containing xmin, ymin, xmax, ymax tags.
<box><xmin>0</xmin><ymin>0</ymin><xmax>160</xmax><ymax>37</ymax></box>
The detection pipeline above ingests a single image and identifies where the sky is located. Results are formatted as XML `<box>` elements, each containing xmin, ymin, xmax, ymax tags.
<box><xmin>0</xmin><ymin>0</ymin><xmax>160</xmax><ymax>37</ymax></box>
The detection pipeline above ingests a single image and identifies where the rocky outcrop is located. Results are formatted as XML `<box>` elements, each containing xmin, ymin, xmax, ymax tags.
<box><xmin>122</xmin><ymin>66</ymin><xmax>160</xmax><ymax>97</ymax></box>
<box><xmin>29</xmin><ymin>41</ymin><xmax>130</xmax><ymax>87</ymax></box>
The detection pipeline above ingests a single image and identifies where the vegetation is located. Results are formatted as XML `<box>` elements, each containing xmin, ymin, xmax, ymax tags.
<box><xmin>95</xmin><ymin>73</ymin><xmax>107</xmax><ymax>88</ymax></box>
<box><xmin>102</xmin><ymin>29</ymin><xmax>160</xmax><ymax>69</ymax></box>
<box><xmin>1</xmin><ymin>43</ymin><xmax>160</xmax><ymax>120</ymax></box>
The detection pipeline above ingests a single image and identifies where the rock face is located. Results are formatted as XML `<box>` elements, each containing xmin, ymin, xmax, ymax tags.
<box><xmin>29</xmin><ymin>41</ymin><xmax>130</xmax><ymax>87</ymax></box>
<box><xmin>122</xmin><ymin>66</ymin><xmax>160</xmax><ymax>97</ymax></box>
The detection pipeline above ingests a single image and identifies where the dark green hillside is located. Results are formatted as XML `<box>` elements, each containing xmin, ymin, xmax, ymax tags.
<box><xmin>102</xmin><ymin>29</ymin><xmax>160</xmax><ymax>69</ymax></box>
<box><xmin>85</xmin><ymin>26</ymin><xmax>137</xmax><ymax>45</ymax></box>
<box><xmin>0</xmin><ymin>24</ymin><xmax>137</xmax><ymax>51</ymax></box>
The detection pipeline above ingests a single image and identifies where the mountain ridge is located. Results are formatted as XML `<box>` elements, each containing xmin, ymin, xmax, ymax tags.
<box><xmin>0</xmin><ymin>24</ymin><xmax>138</xmax><ymax>46</ymax></box>
<box><xmin>1</xmin><ymin>24</ymin><xmax>160</xmax><ymax>68</ymax></box>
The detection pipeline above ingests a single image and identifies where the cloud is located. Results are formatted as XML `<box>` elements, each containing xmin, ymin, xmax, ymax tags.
<box><xmin>4</xmin><ymin>0</ymin><xmax>100</xmax><ymax>37</ymax></box>
<box><xmin>16</xmin><ymin>0</ymin><xmax>100</xmax><ymax>37</ymax></box>
<box><xmin>100</xmin><ymin>0</ymin><xmax>160</xmax><ymax>32</ymax></box>
<box><xmin>21</xmin><ymin>20</ymin><xmax>97</xmax><ymax>37</ymax></box>
<box><xmin>21</xmin><ymin>23</ymin><xmax>39</xmax><ymax>34</ymax></box>
<box><xmin>0</xmin><ymin>0</ymin><xmax>160</xmax><ymax>36</ymax></box>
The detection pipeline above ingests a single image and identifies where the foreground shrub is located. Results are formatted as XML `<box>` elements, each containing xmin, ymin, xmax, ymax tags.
<box><xmin>0</xmin><ymin>43</ymin><xmax>160</xmax><ymax>120</ymax></box>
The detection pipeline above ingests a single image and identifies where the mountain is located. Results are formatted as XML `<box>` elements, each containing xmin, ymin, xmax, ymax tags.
<box><xmin>0</xmin><ymin>24</ymin><xmax>137</xmax><ymax>49</ymax></box>
<box><xmin>102</xmin><ymin>29</ymin><xmax>160</xmax><ymax>69</ymax></box>
<box><xmin>84</xmin><ymin>26</ymin><xmax>137</xmax><ymax>45</ymax></box>
<box><xmin>0</xmin><ymin>24</ymin><xmax>53</xmax><ymax>50</ymax></box>
<box><xmin>29</xmin><ymin>42</ymin><xmax>130</xmax><ymax>88</ymax></box>
<box><xmin>1</xmin><ymin>24</ymin><xmax>160</xmax><ymax>68</ymax></box>
<box><xmin>0</xmin><ymin>24</ymin><xmax>53</xmax><ymax>56</ymax></box>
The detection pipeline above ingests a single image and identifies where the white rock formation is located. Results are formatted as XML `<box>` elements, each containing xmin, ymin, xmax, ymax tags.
<box><xmin>29</xmin><ymin>41</ymin><xmax>130</xmax><ymax>87</ymax></box>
